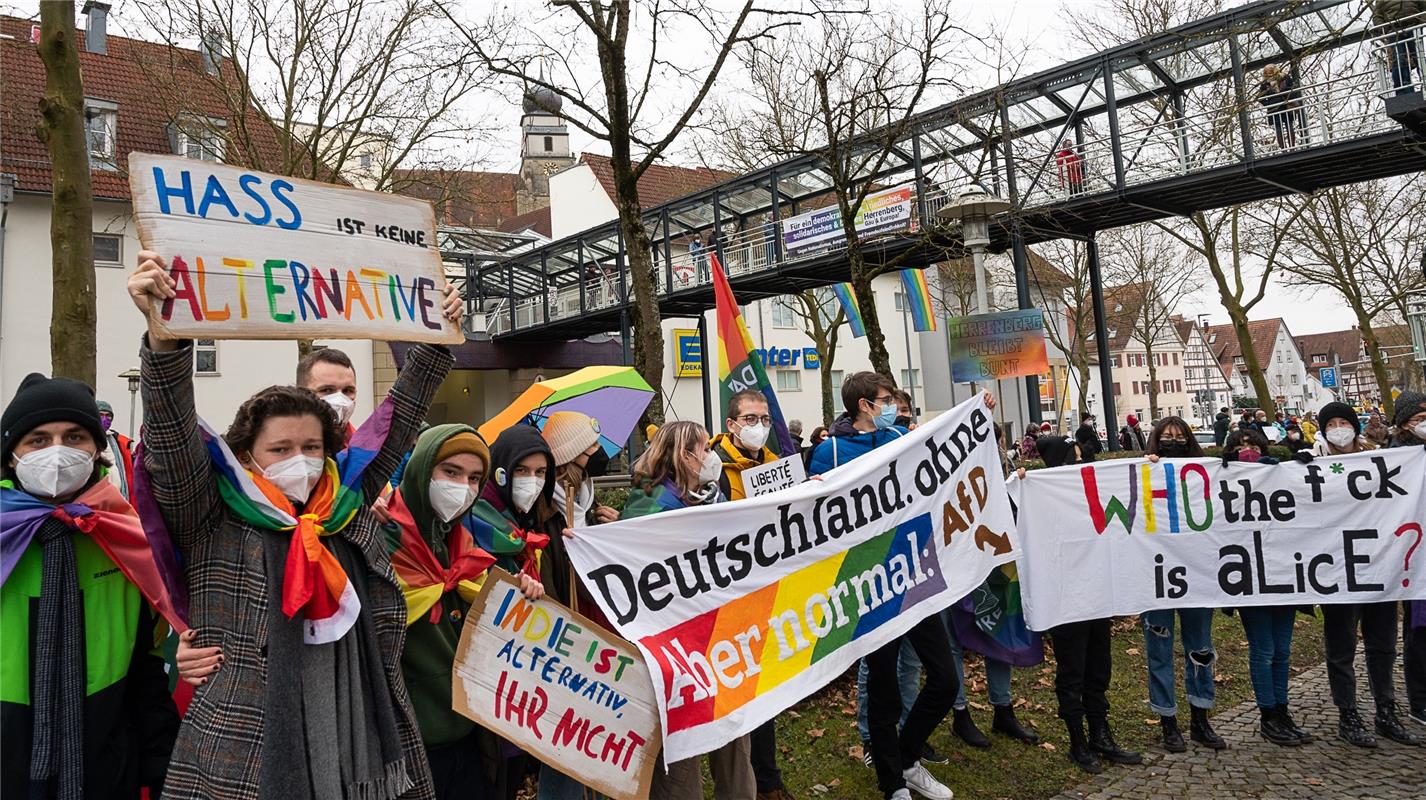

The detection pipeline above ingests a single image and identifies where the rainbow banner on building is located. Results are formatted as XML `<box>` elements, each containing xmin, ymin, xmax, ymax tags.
<box><xmin>831</xmin><ymin>283</ymin><xmax>866</xmax><ymax>338</ymax></box>
<box><xmin>947</xmin><ymin>308</ymin><xmax>1049</xmax><ymax>383</ymax></box>
<box><xmin>898</xmin><ymin>269</ymin><xmax>937</xmax><ymax>332</ymax></box>
<box><xmin>712</xmin><ymin>253</ymin><xmax>796</xmax><ymax>456</ymax></box>
<box><xmin>565</xmin><ymin>394</ymin><xmax>1018</xmax><ymax>762</ymax></box>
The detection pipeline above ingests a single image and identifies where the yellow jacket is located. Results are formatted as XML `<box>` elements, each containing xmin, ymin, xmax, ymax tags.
<box><xmin>710</xmin><ymin>433</ymin><xmax>777</xmax><ymax>501</ymax></box>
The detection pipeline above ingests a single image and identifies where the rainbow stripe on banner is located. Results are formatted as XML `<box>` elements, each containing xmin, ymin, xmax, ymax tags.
<box><xmin>641</xmin><ymin>514</ymin><xmax>946</xmax><ymax>734</ymax></box>
<box><xmin>832</xmin><ymin>283</ymin><xmax>865</xmax><ymax>338</ymax></box>
<box><xmin>712</xmin><ymin>253</ymin><xmax>796</xmax><ymax>456</ymax></box>
<box><xmin>898</xmin><ymin>269</ymin><xmax>937</xmax><ymax>332</ymax></box>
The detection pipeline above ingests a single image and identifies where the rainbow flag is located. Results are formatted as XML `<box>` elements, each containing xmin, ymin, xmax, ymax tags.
<box><xmin>899</xmin><ymin>269</ymin><xmax>937</xmax><ymax>332</ymax></box>
<box><xmin>949</xmin><ymin>564</ymin><xmax>1043</xmax><ymax>666</ymax></box>
<box><xmin>711</xmin><ymin>253</ymin><xmax>796</xmax><ymax>456</ymax></box>
<box><xmin>832</xmin><ymin>283</ymin><xmax>865</xmax><ymax>338</ymax></box>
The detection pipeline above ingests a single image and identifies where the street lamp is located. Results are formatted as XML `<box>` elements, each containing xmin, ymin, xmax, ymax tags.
<box><xmin>118</xmin><ymin>368</ymin><xmax>140</xmax><ymax>436</ymax></box>
<box><xmin>935</xmin><ymin>185</ymin><xmax>1011</xmax><ymax>314</ymax></box>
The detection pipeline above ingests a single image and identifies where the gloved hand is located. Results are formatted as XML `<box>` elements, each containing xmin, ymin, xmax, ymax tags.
<box><xmin>1293</xmin><ymin>450</ymin><xmax>1315</xmax><ymax>464</ymax></box>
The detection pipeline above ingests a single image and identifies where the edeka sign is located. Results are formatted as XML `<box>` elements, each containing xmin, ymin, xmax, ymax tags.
<box><xmin>781</xmin><ymin>184</ymin><xmax>915</xmax><ymax>258</ymax></box>
<box><xmin>673</xmin><ymin>328</ymin><xmax>703</xmax><ymax>377</ymax></box>
<box><xmin>1014</xmin><ymin>450</ymin><xmax>1426</xmax><ymax>631</ymax></box>
<box><xmin>128</xmin><ymin>153</ymin><xmax>462</xmax><ymax>344</ymax></box>
<box><xmin>948</xmin><ymin>309</ymin><xmax>1049</xmax><ymax>383</ymax></box>
<box><xmin>453</xmin><ymin>571</ymin><xmax>661</xmax><ymax>800</ymax></box>
<box><xmin>564</xmin><ymin>395</ymin><xmax>1017</xmax><ymax>763</ymax></box>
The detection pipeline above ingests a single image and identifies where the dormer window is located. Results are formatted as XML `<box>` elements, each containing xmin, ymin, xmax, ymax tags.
<box><xmin>84</xmin><ymin>98</ymin><xmax>118</xmax><ymax>169</ymax></box>
<box><xmin>167</xmin><ymin>114</ymin><xmax>226</xmax><ymax>163</ymax></box>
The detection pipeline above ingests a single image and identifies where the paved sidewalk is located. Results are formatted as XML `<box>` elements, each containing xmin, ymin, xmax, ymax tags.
<box><xmin>1052</xmin><ymin>655</ymin><xmax>1423</xmax><ymax>800</ymax></box>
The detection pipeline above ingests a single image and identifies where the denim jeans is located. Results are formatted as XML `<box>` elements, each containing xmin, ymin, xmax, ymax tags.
<box><xmin>857</xmin><ymin>639</ymin><xmax>920</xmax><ymax>742</ymax></box>
<box><xmin>1142</xmin><ymin>607</ymin><xmax>1216</xmax><ymax>716</ymax></box>
<box><xmin>1238</xmin><ymin>606</ymin><xmax>1295</xmax><ymax>708</ymax></box>
<box><xmin>944</xmin><ymin>609</ymin><xmax>1012</xmax><ymax>708</ymax></box>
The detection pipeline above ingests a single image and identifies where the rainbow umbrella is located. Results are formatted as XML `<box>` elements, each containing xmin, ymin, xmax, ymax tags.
<box><xmin>477</xmin><ymin>366</ymin><xmax>654</xmax><ymax>456</ymax></box>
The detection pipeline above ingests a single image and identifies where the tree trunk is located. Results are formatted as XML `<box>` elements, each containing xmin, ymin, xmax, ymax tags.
<box><xmin>612</xmin><ymin>192</ymin><xmax>665</xmax><ymax>426</ymax></box>
<box><xmin>848</xmin><ymin>252</ymin><xmax>891</xmax><ymax>376</ymax></box>
<box><xmin>1357</xmin><ymin>319</ymin><xmax>1395</xmax><ymax>419</ymax></box>
<box><xmin>37</xmin><ymin>2</ymin><xmax>96</xmax><ymax>387</ymax></box>
<box><xmin>1146</xmin><ymin>344</ymin><xmax>1160</xmax><ymax>420</ymax></box>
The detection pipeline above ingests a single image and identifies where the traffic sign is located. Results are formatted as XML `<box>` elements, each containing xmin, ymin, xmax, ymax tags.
<box><xmin>1320</xmin><ymin>366</ymin><xmax>1337</xmax><ymax>388</ymax></box>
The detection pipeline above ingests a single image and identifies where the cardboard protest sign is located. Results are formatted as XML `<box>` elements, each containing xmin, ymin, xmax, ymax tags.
<box><xmin>128</xmin><ymin>153</ymin><xmax>461</xmax><ymax>344</ymax></box>
<box><xmin>565</xmin><ymin>395</ymin><xmax>1017</xmax><ymax>763</ymax></box>
<box><xmin>1014</xmin><ymin>450</ymin><xmax>1426</xmax><ymax>630</ymax></box>
<box><xmin>452</xmin><ymin>571</ymin><xmax>661</xmax><ymax>800</ymax></box>
<box><xmin>947</xmin><ymin>309</ymin><xmax>1049</xmax><ymax>383</ymax></box>
<box><xmin>742</xmin><ymin>455</ymin><xmax>808</xmax><ymax>499</ymax></box>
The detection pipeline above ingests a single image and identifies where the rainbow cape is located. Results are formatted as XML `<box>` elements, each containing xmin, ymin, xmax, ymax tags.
<box><xmin>386</xmin><ymin>490</ymin><xmax>496</xmax><ymax>626</ymax></box>
<box><xmin>711</xmin><ymin>253</ymin><xmax>796</xmax><ymax>456</ymax></box>
<box><xmin>832</xmin><ymin>283</ymin><xmax>866</xmax><ymax>338</ymax></box>
<box><xmin>949</xmin><ymin>563</ymin><xmax>1043</xmax><ymax>667</ymax></box>
<box><xmin>898</xmin><ymin>269</ymin><xmax>937</xmax><ymax>332</ymax></box>
<box><xmin>134</xmin><ymin>401</ymin><xmax>397</xmax><ymax>644</ymax></box>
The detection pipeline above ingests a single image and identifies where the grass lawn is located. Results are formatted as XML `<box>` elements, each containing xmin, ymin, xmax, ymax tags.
<box><xmin>745</xmin><ymin>612</ymin><xmax>1325</xmax><ymax>800</ymax></box>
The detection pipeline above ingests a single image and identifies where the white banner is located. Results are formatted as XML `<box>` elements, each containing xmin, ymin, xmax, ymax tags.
<box><xmin>1015</xmin><ymin>450</ymin><xmax>1426</xmax><ymax>630</ymax></box>
<box><xmin>780</xmin><ymin>184</ymin><xmax>915</xmax><ymax>258</ymax></box>
<box><xmin>565</xmin><ymin>396</ymin><xmax>1017</xmax><ymax>763</ymax></box>
<box><xmin>742</xmin><ymin>455</ymin><xmax>808</xmax><ymax>498</ymax></box>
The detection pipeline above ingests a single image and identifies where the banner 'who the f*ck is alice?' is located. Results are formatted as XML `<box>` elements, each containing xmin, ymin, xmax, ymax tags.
<box><xmin>128</xmin><ymin>152</ymin><xmax>462</xmax><ymax>344</ymax></box>
<box><xmin>1014</xmin><ymin>450</ymin><xmax>1426</xmax><ymax>631</ymax></box>
<box><xmin>565</xmin><ymin>395</ymin><xmax>1018</xmax><ymax>763</ymax></box>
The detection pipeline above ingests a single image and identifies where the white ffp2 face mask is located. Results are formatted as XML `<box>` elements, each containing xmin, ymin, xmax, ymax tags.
<box><xmin>697</xmin><ymin>451</ymin><xmax>723</xmax><ymax>485</ymax></box>
<box><xmin>14</xmin><ymin>445</ymin><xmax>94</xmax><ymax>499</ymax></box>
<box><xmin>1325</xmin><ymin>427</ymin><xmax>1356</xmax><ymax>448</ymax></box>
<box><xmin>321</xmin><ymin>392</ymin><xmax>355</xmax><ymax>426</ymax></box>
<box><xmin>428</xmin><ymin>478</ymin><xmax>476</xmax><ymax>523</ymax></box>
<box><xmin>254</xmin><ymin>453</ymin><xmax>325</xmax><ymax>503</ymax></box>
<box><xmin>511</xmin><ymin>476</ymin><xmax>543</xmax><ymax>513</ymax></box>
<box><xmin>737</xmin><ymin>423</ymin><xmax>770</xmax><ymax>451</ymax></box>
<box><xmin>1416</xmin><ymin>421</ymin><xmax>1426</xmax><ymax>442</ymax></box>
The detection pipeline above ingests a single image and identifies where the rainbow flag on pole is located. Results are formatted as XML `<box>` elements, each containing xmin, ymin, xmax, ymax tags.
<box><xmin>711</xmin><ymin>253</ymin><xmax>796</xmax><ymax>456</ymax></box>
<box><xmin>898</xmin><ymin>269</ymin><xmax>937</xmax><ymax>332</ymax></box>
<box><xmin>832</xmin><ymin>283</ymin><xmax>866</xmax><ymax>338</ymax></box>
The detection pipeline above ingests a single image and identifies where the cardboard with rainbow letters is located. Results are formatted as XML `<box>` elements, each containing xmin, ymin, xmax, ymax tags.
<box><xmin>566</xmin><ymin>395</ymin><xmax>1018</xmax><ymax>763</ymax></box>
<box><xmin>128</xmin><ymin>153</ymin><xmax>462</xmax><ymax>344</ymax></box>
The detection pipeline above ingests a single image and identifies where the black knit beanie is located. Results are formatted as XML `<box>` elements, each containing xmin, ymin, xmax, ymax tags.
<box><xmin>1</xmin><ymin>373</ymin><xmax>106</xmax><ymax>465</ymax></box>
<box><xmin>1316</xmin><ymin>401</ymin><xmax>1359</xmax><ymax>435</ymax></box>
<box><xmin>1394</xmin><ymin>392</ymin><xmax>1426</xmax><ymax>430</ymax></box>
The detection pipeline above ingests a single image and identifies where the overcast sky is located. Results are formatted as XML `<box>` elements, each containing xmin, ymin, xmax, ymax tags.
<box><xmin>2</xmin><ymin>0</ymin><xmax>1366</xmax><ymax>336</ymax></box>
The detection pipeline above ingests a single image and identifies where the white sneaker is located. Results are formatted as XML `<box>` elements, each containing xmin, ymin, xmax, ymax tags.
<box><xmin>902</xmin><ymin>761</ymin><xmax>954</xmax><ymax>800</ymax></box>
<box><xmin>890</xmin><ymin>790</ymin><xmax>913</xmax><ymax>800</ymax></box>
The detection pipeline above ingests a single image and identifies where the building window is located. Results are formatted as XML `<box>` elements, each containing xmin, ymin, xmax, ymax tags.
<box><xmin>84</xmin><ymin>99</ymin><xmax>118</xmax><ymax>169</ymax></box>
<box><xmin>543</xmin><ymin>135</ymin><xmax>553</xmax><ymax>151</ymax></box>
<box><xmin>195</xmin><ymin>339</ymin><xmax>219</xmax><ymax>375</ymax></box>
<box><xmin>1112</xmin><ymin>382</ymin><xmax>1121</xmax><ymax>395</ymax></box>
<box><xmin>1312</xmin><ymin>353</ymin><xmax>1326</xmax><ymax>364</ymax></box>
<box><xmin>775</xmin><ymin>370</ymin><xmax>801</xmax><ymax>392</ymax></box>
<box><xmin>829</xmin><ymin>370</ymin><xmax>844</xmax><ymax>389</ymax></box>
<box><xmin>770</xmin><ymin>300</ymin><xmax>797</xmax><ymax>329</ymax></box>
<box><xmin>1290</xmin><ymin>373</ymin><xmax>1298</xmax><ymax>385</ymax></box>
<box><xmin>1113</xmin><ymin>355</ymin><xmax>1122</xmax><ymax>368</ymax></box>
<box><xmin>92</xmin><ymin>233</ymin><xmax>122</xmax><ymax>267</ymax></box>
<box><xmin>176</xmin><ymin>126</ymin><xmax>225</xmax><ymax>162</ymax></box>
<box><xmin>359</xmin><ymin>153</ymin><xmax>373</xmax><ymax>170</ymax></box>
<box><xmin>1172</xmin><ymin>352</ymin><xmax>1179</xmax><ymax>365</ymax></box>
<box><xmin>899</xmin><ymin>369</ymin><xmax>920</xmax><ymax>390</ymax></box>
<box><xmin>894</xmin><ymin>291</ymin><xmax>906</xmax><ymax>312</ymax></box>
<box><xmin>1233</xmin><ymin>356</ymin><xmax>1245</xmax><ymax>366</ymax></box>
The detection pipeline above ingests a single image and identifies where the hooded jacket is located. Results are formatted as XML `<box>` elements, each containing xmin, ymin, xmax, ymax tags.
<box><xmin>383</xmin><ymin>424</ymin><xmax>491</xmax><ymax>747</ymax></box>
<box><xmin>474</xmin><ymin>425</ymin><xmax>555</xmax><ymax>573</ymax></box>
<box><xmin>1213</xmin><ymin>412</ymin><xmax>1231</xmax><ymax>446</ymax></box>
<box><xmin>710</xmin><ymin>432</ymin><xmax>777</xmax><ymax>501</ymax></box>
<box><xmin>806</xmin><ymin>412</ymin><xmax>907</xmax><ymax>475</ymax></box>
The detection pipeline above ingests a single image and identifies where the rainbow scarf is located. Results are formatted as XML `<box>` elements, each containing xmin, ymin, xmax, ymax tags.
<box><xmin>0</xmin><ymin>479</ymin><xmax>186</xmax><ymax>632</ymax></box>
<box><xmin>463</xmin><ymin>497</ymin><xmax>549</xmax><ymax>580</ymax></box>
<box><xmin>832</xmin><ymin>283</ymin><xmax>866</xmax><ymax>337</ymax></box>
<box><xmin>387</xmin><ymin>490</ymin><xmax>496</xmax><ymax>625</ymax></box>
<box><xmin>134</xmin><ymin>402</ymin><xmax>395</xmax><ymax>644</ymax></box>
<box><xmin>711</xmin><ymin>253</ymin><xmax>796</xmax><ymax>456</ymax></box>
<box><xmin>898</xmin><ymin>269</ymin><xmax>937</xmax><ymax>332</ymax></box>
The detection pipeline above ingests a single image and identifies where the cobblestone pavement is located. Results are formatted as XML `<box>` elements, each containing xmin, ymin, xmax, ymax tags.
<box><xmin>1052</xmin><ymin>653</ymin><xmax>1424</xmax><ymax>800</ymax></box>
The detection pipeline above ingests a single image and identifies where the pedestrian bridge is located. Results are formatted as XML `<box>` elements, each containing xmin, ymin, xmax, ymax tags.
<box><xmin>458</xmin><ymin>0</ymin><xmax>1426</xmax><ymax>343</ymax></box>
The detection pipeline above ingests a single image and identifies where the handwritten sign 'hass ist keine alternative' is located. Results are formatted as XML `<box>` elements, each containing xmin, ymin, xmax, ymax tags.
<box><xmin>128</xmin><ymin>153</ymin><xmax>462</xmax><ymax>344</ymax></box>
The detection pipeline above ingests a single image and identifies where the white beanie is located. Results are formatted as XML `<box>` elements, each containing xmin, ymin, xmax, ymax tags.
<box><xmin>541</xmin><ymin>411</ymin><xmax>602</xmax><ymax>466</ymax></box>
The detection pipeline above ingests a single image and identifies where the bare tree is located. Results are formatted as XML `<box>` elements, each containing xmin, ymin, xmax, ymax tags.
<box><xmin>445</xmin><ymin>1</ymin><xmax>815</xmax><ymax>425</ymax></box>
<box><xmin>1102</xmin><ymin>225</ymin><xmax>1197</xmax><ymax>420</ymax></box>
<box><xmin>37</xmin><ymin>1</ymin><xmax>96</xmax><ymax>385</ymax></box>
<box><xmin>701</xmin><ymin>0</ymin><xmax>970</xmax><ymax>375</ymax></box>
<box><xmin>1026</xmin><ymin>239</ymin><xmax>1098</xmax><ymax>417</ymax></box>
<box><xmin>1253</xmin><ymin>177</ymin><xmax>1426</xmax><ymax>418</ymax></box>
<box><xmin>779</xmin><ymin>290</ymin><xmax>847</xmax><ymax>425</ymax></box>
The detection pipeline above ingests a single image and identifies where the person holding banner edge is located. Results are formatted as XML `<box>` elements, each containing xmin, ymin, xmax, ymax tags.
<box><xmin>1141</xmin><ymin>418</ymin><xmax>1226</xmax><ymax>753</ymax></box>
<box><xmin>622</xmin><ymin>420</ymin><xmax>757</xmax><ymax>800</ymax></box>
<box><xmin>128</xmin><ymin>249</ymin><xmax>463</xmax><ymax>800</ymax></box>
<box><xmin>1387</xmin><ymin>392</ymin><xmax>1426</xmax><ymax>728</ymax></box>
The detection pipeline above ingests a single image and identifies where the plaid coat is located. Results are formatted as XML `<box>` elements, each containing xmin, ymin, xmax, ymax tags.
<box><xmin>141</xmin><ymin>340</ymin><xmax>452</xmax><ymax>800</ymax></box>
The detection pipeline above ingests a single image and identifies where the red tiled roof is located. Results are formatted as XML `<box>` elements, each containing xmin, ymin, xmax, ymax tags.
<box><xmin>578</xmin><ymin>152</ymin><xmax>737</xmax><ymax>207</ymax></box>
<box><xmin>1</xmin><ymin>15</ymin><xmax>286</xmax><ymax>200</ymax></box>
<box><xmin>496</xmin><ymin>205</ymin><xmax>551</xmax><ymax>238</ymax></box>
<box><xmin>393</xmin><ymin>168</ymin><xmax>521</xmax><ymax>229</ymax></box>
<box><xmin>1204</xmin><ymin>318</ymin><xmax>1291</xmax><ymax>373</ymax></box>
<box><xmin>1296</xmin><ymin>328</ymin><xmax>1363</xmax><ymax>369</ymax></box>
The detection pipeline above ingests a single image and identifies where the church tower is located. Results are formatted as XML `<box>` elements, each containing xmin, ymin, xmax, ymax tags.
<box><xmin>517</xmin><ymin>84</ymin><xmax>575</xmax><ymax>214</ymax></box>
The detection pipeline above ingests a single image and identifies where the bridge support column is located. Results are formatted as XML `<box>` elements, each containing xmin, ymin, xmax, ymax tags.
<box><xmin>1010</xmin><ymin>224</ymin><xmax>1042</xmax><ymax>424</ymax></box>
<box><xmin>1087</xmin><ymin>234</ymin><xmax>1120</xmax><ymax>451</ymax></box>
<box><xmin>698</xmin><ymin>313</ymin><xmax>713</xmax><ymax>433</ymax></box>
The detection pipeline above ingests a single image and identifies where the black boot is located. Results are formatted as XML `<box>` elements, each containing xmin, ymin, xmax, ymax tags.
<box><xmin>1260</xmin><ymin>706</ymin><xmax>1301</xmax><ymax>746</ymax></box>
<box><xmin>1189</xmin><ymin>706</ymin><xmax>1227</xmax><ymax>750</ymax></box>
<box><xmin>1087</xmin><ymin>717</ymin><xmax>1142</xmax><ymax>764</ymax></box>
<box><xmin>992</xmin><ymin>704</ymin><xmax>1039</xmax><ymax>744</ymax></box>
<box><xmin>1374</xmin><ymin>701</ymin><xmax>1422</xmax><ymax>745</ymax></box>
<box><xmin>952</xmin><ymin>707</ymin><xmax>991</xmax><ymax>748</ymax></box>
<box><xmin>1064</xmin><ymin>718</ymin><xmax>1102</xmax><ymax>774</ymax></box>
<box><xmin>1158</xmin><ymin>715</ymin><xmax>1187</xmax><ymax>752</ymax></box>
<box><xmin>1338</xmin><ymin>706</ymin><xmax>1376</xmax><ymax>747</ymax></box>
<box><xmin>1276</xmin><ymin>703</ymin><xmax>1313</xmax><ymax>743</ymax></box>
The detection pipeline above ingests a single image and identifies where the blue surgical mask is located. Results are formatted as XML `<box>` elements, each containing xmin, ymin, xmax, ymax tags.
<box><xmin>874</xmin><ymin>400</ymin><xmax>897</xmax><ymax>430</ymax></box>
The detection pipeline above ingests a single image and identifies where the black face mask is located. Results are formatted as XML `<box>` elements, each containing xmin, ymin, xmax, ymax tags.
<box><xmin>1157</xmin><ymin>440</ymin><xmax>1189</xmax><ymax>457</ymax></box>
<box><xmin>894</xmin><ymin>415</ymin><xmax>913</xmax><ymax>428</ymax></box>
<box><xmin>584</xmin><ymin>447</ymin><xmax>610</xmax><ymax>478</ymax></box>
